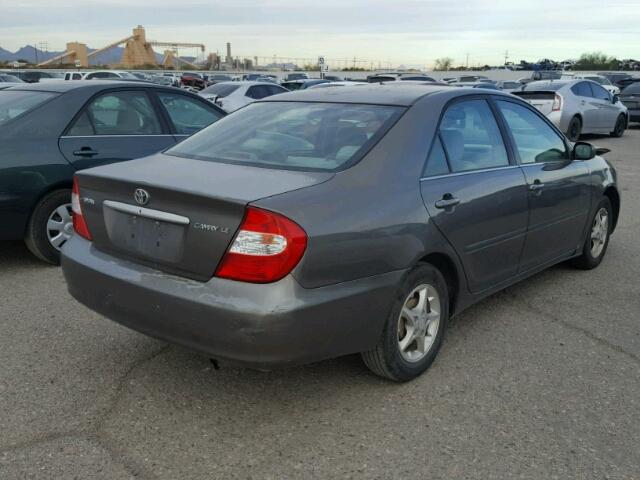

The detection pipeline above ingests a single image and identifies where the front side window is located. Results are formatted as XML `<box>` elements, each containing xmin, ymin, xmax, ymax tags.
<box><xmin>439</xmin><ymin>99</ymin><xmax>509</xmax><ymax>172</ymax></box>
<box><xmin>200</xmin><ymin>83</ymin><xmax>240</xmax><ymax>97</ymax></box>
<box><xmin>67</xmin><ymin>91</ymin><xmax>162</xmax><ymax>136</ymax></box>
<box><xmin>166</xmin><ymin>102</ymin><xmax>404</xmax><ymax>172</ymax></box>
<box><xmin>0</xmin><ymin>91</ymin><xmax>56</xmax><ymax>125</ymax></box>
<box><xmin>157</xmin><ymin>92</ymin><xmax>223</xmax><ymax>135</ymax></box>
<box><xmin>496</xmin><ymin>100</ymin><xmax>568</xmax><ymax>164</ymax></box>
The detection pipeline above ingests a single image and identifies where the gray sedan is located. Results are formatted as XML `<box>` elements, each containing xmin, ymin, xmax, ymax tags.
<box><xmin>62</xmin><ymin>85</ymin><xmax>620</xmax><ymax>381</ymax></box>
<box><xmin>514</xmin><ymin>79</ymin><xmax>629</xmax><ymax>141</ymax></box>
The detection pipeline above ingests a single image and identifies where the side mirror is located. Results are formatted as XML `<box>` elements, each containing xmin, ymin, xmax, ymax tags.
<box><xmin>612</xmin><ymin>94</ymin><xmax>619</xmax><ymax>104</ymax></box>
<box><xmin>572</xmin><ymin>142</ymin><xmax>596</xmax><ymax>160</ymax></box>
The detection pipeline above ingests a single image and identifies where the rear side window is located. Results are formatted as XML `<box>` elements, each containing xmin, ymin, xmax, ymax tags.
<box><xmin>157</xmin><ymin>92</ymin><xmax>223</xmax><ymax>135</ymax></box>
<box><xmin>439</xmin><ymin>99</ymin><xmax>509</xmax><ymax>172</ymax></box>
<box><xmin>0</xmin><ymin>91</ymin><xmax>56</xmax><ymax>126</ymax></box>
<box><xmin>67</xmin><ymin>91</ymin><xmax>162</xmax><ymax>136</ymax></box>
<box><xmin>496</xmin><ymin>101</ymin><xmax>568</xmax><ymax>164</ymax></box>
<box><xmin>571</xmin><ymin>82</ymin><xmax>593</xmax><ymax>98</ymax></box>
<box><xmin>423</xmin><ymin>136</ymin><xmax>450</xmax><ymax>177</ymax></box>
<box><xmin>246</xmin><ymin>85</ymin><xmax>271</xmax><ymax>99</ymax></box>
<box><xmin>590</xmin><ymin>83</ymin><xmax>611</xmax><ymax>101</ymax></box>
<box><xmin>166</xmin><ymin>102</ymin><xmax>404</xmax><ymax>172</ymax></box>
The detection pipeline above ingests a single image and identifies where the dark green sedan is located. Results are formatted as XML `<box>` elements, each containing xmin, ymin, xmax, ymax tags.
<box><xmin>0</xmin><ymin>80</ymin><xmax>225</xmax><ymax>263</ymax></box>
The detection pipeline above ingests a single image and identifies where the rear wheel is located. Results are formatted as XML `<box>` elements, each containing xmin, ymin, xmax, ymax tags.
<box><xmin>361</xmin><ymin>264</ymin><xmax>449</xmax><ymax>382</ymax></box>
<box><xmin>25</xmin><ymin>189</ymin><xmax>73</xmax><ymax>265</ymax></box>
<box><xmin>610</xmin><ymin>115</ymin><xmax>626</xmax><ymax>137</ymax></box>
<box><xmin>570</xmin><ymin>197</ymin><xmax>612</xmax><ymax>270</ymax></box>
<box><xmin>566</xmin><ymin>116</ymin><xmax>582</xmax><ymax>141</ymax></box>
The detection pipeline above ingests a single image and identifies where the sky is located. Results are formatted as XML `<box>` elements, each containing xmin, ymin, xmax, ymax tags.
<box><xmin>1</xmin><ymin>0</ymin><xmax>639</xmax><ymax>68</ymax></box>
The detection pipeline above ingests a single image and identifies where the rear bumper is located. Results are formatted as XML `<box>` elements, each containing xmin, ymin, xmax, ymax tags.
<box><xmin>61</xmin><ymin>235</ymin><xmax>404</xmax><ymax>368</ymax></box>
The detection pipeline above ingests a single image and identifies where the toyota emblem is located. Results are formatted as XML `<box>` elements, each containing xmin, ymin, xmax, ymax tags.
<box><xmin>134</xmin><ymin>188</ymin><xmax>150</xmax><ymax>206</ymax></box>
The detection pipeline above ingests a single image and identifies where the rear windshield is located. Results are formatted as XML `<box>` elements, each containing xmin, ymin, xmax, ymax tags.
<box><xmin>200</xmin><ymin>83</ymin><xmax>240</xmax><ymax>97</ymax></box>
<box><xmin>622</xmin><ymin>83</ymin><xmax>640</xmax><ymax>94</ymax></box>
<box><xmin>520</xmin><ymin>82</ymin><xmax>565</xmax><ymax>92</ymax></box>
<box><xmin>166</xmin><ymin>102</ymin><xmax>405</xmax><ymax>172</ymax></box>
<box><xmin>0</xmin><ymin>90</ymin><xmax>56</xmax><ymax>125</ymax></box>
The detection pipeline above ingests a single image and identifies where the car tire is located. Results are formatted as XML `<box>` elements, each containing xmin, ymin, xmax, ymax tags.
<box><xmin>566</xmin><ymin>116</ymin><xmax>582</xmax><ymax>141</ymax></box>
<box><xmin>25</xmin><ymin>189</ymin><xmax>73</xmax><ymax>265</ymax></box>
<box><xmin>610</xmin><ymin>115</ymin><xmax>626</xmax><ymax>137</ymax></box>
<box><xmin>570</xmin><ymin>197</ymin><xmax>612</xmax><ymax>270</ymax></box>
<box><xmin>361</xmin><ymin>263</ymin><xmax>449</xmax><ymax>382</ymax></box>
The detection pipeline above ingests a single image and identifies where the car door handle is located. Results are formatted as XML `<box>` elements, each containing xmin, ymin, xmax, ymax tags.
<box><xmin>434</xmin><ymin>195</ymin><xmax>460</xmax><ymax>209</ymax></box>
<box><xmin>529</xmin><ymin>181</ymin><xmax>545</xmax><ymax>192</ymax></box>
<box><xmin>73</xmin><ymin>148</ymin><xmax>99</xmax><ymax>157</ymax></box>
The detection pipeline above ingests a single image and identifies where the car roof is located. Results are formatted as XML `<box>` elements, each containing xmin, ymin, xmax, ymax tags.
<box><xmin>261</xmin><ymin>83</ymin><xmax>455</xmax><ymax>106</ymax></box>
<box><xmin>2</xmin><ymin>79</ymin><xmax>170</xmax><ymax>93</ymax></box>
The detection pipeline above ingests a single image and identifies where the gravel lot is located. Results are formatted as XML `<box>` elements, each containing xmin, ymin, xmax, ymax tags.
<box><xmin>1</xmin><ymin>127</ymin><xmax>639</xmax><ymax>479</ymax></box>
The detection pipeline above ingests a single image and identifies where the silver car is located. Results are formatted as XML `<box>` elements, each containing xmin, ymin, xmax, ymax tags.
<box><xmin>514</xmin><ymin>80</ymin><xmax>628</xmax><ymax>141</ymax></box>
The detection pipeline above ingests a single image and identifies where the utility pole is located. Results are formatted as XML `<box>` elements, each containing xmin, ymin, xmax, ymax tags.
<box><xmin>466</xmin><ymin>52</ymin><xmax>469</xmax><ymax>69</ymax></box>
<box><xmin>504</xmin><ymin>50</ymin><xmax>509</xmax><ymax>66</ymax></box>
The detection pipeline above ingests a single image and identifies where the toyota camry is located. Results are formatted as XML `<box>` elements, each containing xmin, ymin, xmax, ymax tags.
<box><xmin>61</xmin><ymin>85</ymin><xmax>620</xmax><ymax>381</ymax></box>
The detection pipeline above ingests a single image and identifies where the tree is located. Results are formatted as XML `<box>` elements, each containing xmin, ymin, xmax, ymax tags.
<box><xmin>574</xmin><ymin>52</ymin><xmax>618</xmax><ymax>71</ymax></box>
<box><xmin>434</xmin><ymin>57</ymin><xmax>454</xmax><ymax>71</ymax></box>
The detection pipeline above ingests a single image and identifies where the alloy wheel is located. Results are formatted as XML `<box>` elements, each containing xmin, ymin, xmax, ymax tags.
<box><xmin>397</xmin><ymin>284</ymin><xmax>441</xmax><ymax>363</ymax></box>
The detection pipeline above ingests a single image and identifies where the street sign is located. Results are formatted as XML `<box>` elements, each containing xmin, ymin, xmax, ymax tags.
<box><xmin>318</xmin><ymin>56</ymin><xmax>325</xmax><ymax>66</ymax></box>
<box><xmin>74</xmin><ymin>60</ymin><xmax>81</xmax><ymax>68</ymax></box>
<box><xmin>12</xmin><ymin>61</ymin><xmax>19</xmax><ymax>69</ymax></box>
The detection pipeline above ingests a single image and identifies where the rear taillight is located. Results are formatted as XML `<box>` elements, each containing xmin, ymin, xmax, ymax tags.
<box><xmin>552</xmin><ymin>94</ymin><xmax>562</xmax><ymax>111</ymax></box>
<box><xmin>71</xmin><ymin>176</ymin><xmax>92</xmax><ymax>241</ymax></box>
<box><xmin>215</xmin><ymin>206</ymin><xmax>307</xmax><ymax>283</ymax></box>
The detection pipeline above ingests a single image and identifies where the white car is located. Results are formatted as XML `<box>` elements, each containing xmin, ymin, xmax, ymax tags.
<box><xmin>84</xmin><ymin>70</ymin><xmax>138</xmax><ymax>80</ymax></box>
<box><xmin>308</xmin><ymin>81</ymin><xmax>368</xmax><ymax>89</ymax></box>
<box><xmin>561</xmin><ymin>73</ymin><xmax>620</xmax><ymax>95</ymax></box>
<box><xmin>63</xmin><ymin>72</ymin><xmax>86</xmax><ymax>80</ymax></box>
<box><xmin>198</xmin><ymin>81</ymin><xmax>288</xmax><ymax>112</ymax></box>
<box><xmin>514</xmin><ymin>79</ymin><xmax>628</xmax><ymax>141</ymax></box>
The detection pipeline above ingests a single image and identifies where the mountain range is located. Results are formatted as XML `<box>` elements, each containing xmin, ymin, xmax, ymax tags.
<box><xmin>0</xmin><ymin>45</ymin><xmax>166</xmax><ymax>65</ymax></box>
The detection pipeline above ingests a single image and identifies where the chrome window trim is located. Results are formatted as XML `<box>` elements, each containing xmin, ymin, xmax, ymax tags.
<box><xmin>420</xmin><ymin>164</ymin><xmax>519</xmax><ymax>182</ymax></box>
<box><xmin>103</xmin><ymin>200</ymin><xmax>190</xmax><ymax>225</ymax></box>
<box><xmin>60</xmin><ymin>134</ymin><xmax>176</xmax><ymax>139</ymax></box>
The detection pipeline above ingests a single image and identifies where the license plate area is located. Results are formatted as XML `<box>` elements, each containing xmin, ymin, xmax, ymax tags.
<box><xmin>103</xmin><ymin>205</ymin><xmax>186</xmax><ymax>263</ymax></box>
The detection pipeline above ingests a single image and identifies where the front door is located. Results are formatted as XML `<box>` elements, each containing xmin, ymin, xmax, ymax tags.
<box><xmin>420</xmin><ymin>98</ymin><xmax>529</xmax><ymax>293</ymax></box>
<box><xmin>494</xmin><ymin>99</ymin><xmax>591</xmax><ymax>271</ymax></box>
<box><xmin>58</xmin><ymin>89</ymin><xmax>175</xmax><ymax>170</ymax></box>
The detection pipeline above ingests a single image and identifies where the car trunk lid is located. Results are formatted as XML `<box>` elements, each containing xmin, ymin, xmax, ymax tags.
<box><xmin>512</xmin><ymin>91</ymin><xmax>556</xmax><ymax>115</ymax></box>
<box><xmin>75</xmin><ymin>153</ymin><xmax>332</xmax><ymax>281</ymax></box>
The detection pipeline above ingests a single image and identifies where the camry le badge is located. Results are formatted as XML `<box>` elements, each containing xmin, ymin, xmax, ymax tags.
<box><xmin>134</xmin><ymin>188</ymin><xmax>150</xmax><ymax>206</ymax></box>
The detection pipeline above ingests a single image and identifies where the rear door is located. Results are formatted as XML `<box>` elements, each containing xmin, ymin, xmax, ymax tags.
<box><xmin>589</xmin><ymin>82</ymin><xmax>618</xmax><ymax>129</ymax></box>
<box><xmin>570</xmin><ymin>82</ymin><xmax>598</xmax><ymax>131</ymax></box>
<box><xmin>420</xmin><ymin>97</ymin><xmax>529</xmax><ymax>293</ymax></box>
<box><xmin>58</xmin><ymin>89</ymin><xmax>175</xmax><ymax>170</ymax></box>
<box><xmin>494</xmin><ymin>98</ymin><xmax>591</xmax><ymax>271</ymax></box>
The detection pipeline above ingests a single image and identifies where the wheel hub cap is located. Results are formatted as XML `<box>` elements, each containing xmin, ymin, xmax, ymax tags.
<box><xmin>590</xmin><ymin>207</ymin><xmax>609</xmax><ymax>258</ymax></box>
<box><xmin>397</xmin><ymin>284</ymin><xmax>441</xmax><ymax>363</ymax></box>
<box><xmin>46</xmin><ymin>203</ymin><xmax>73</xmax><ymax>251</ymax></box>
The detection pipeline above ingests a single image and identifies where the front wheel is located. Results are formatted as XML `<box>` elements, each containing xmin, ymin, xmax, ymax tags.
<box><xmin>25</xmin><ymin>189</ymin><xmax>73</xmax><ymax>265</ymax></box>
<box><xmin>610</xmin><ymin>115</ymin><xmax>626</xmax><ymax>137</ymax></box>
<box><xmin>361</xmin><ymin>264</ymin><xmax>449</xmax><ymax>382</ymax></box>
<box><xmin>570</xmin><ymin>197</ymin><xmax>612</xmax><ymax>270</ymax></box>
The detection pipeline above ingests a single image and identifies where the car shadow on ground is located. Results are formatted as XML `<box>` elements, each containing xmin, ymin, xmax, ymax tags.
<box><xmin>0</xmin><ymin>241</ymin><xmax>52</xmax><ymax>270</ymax></box>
